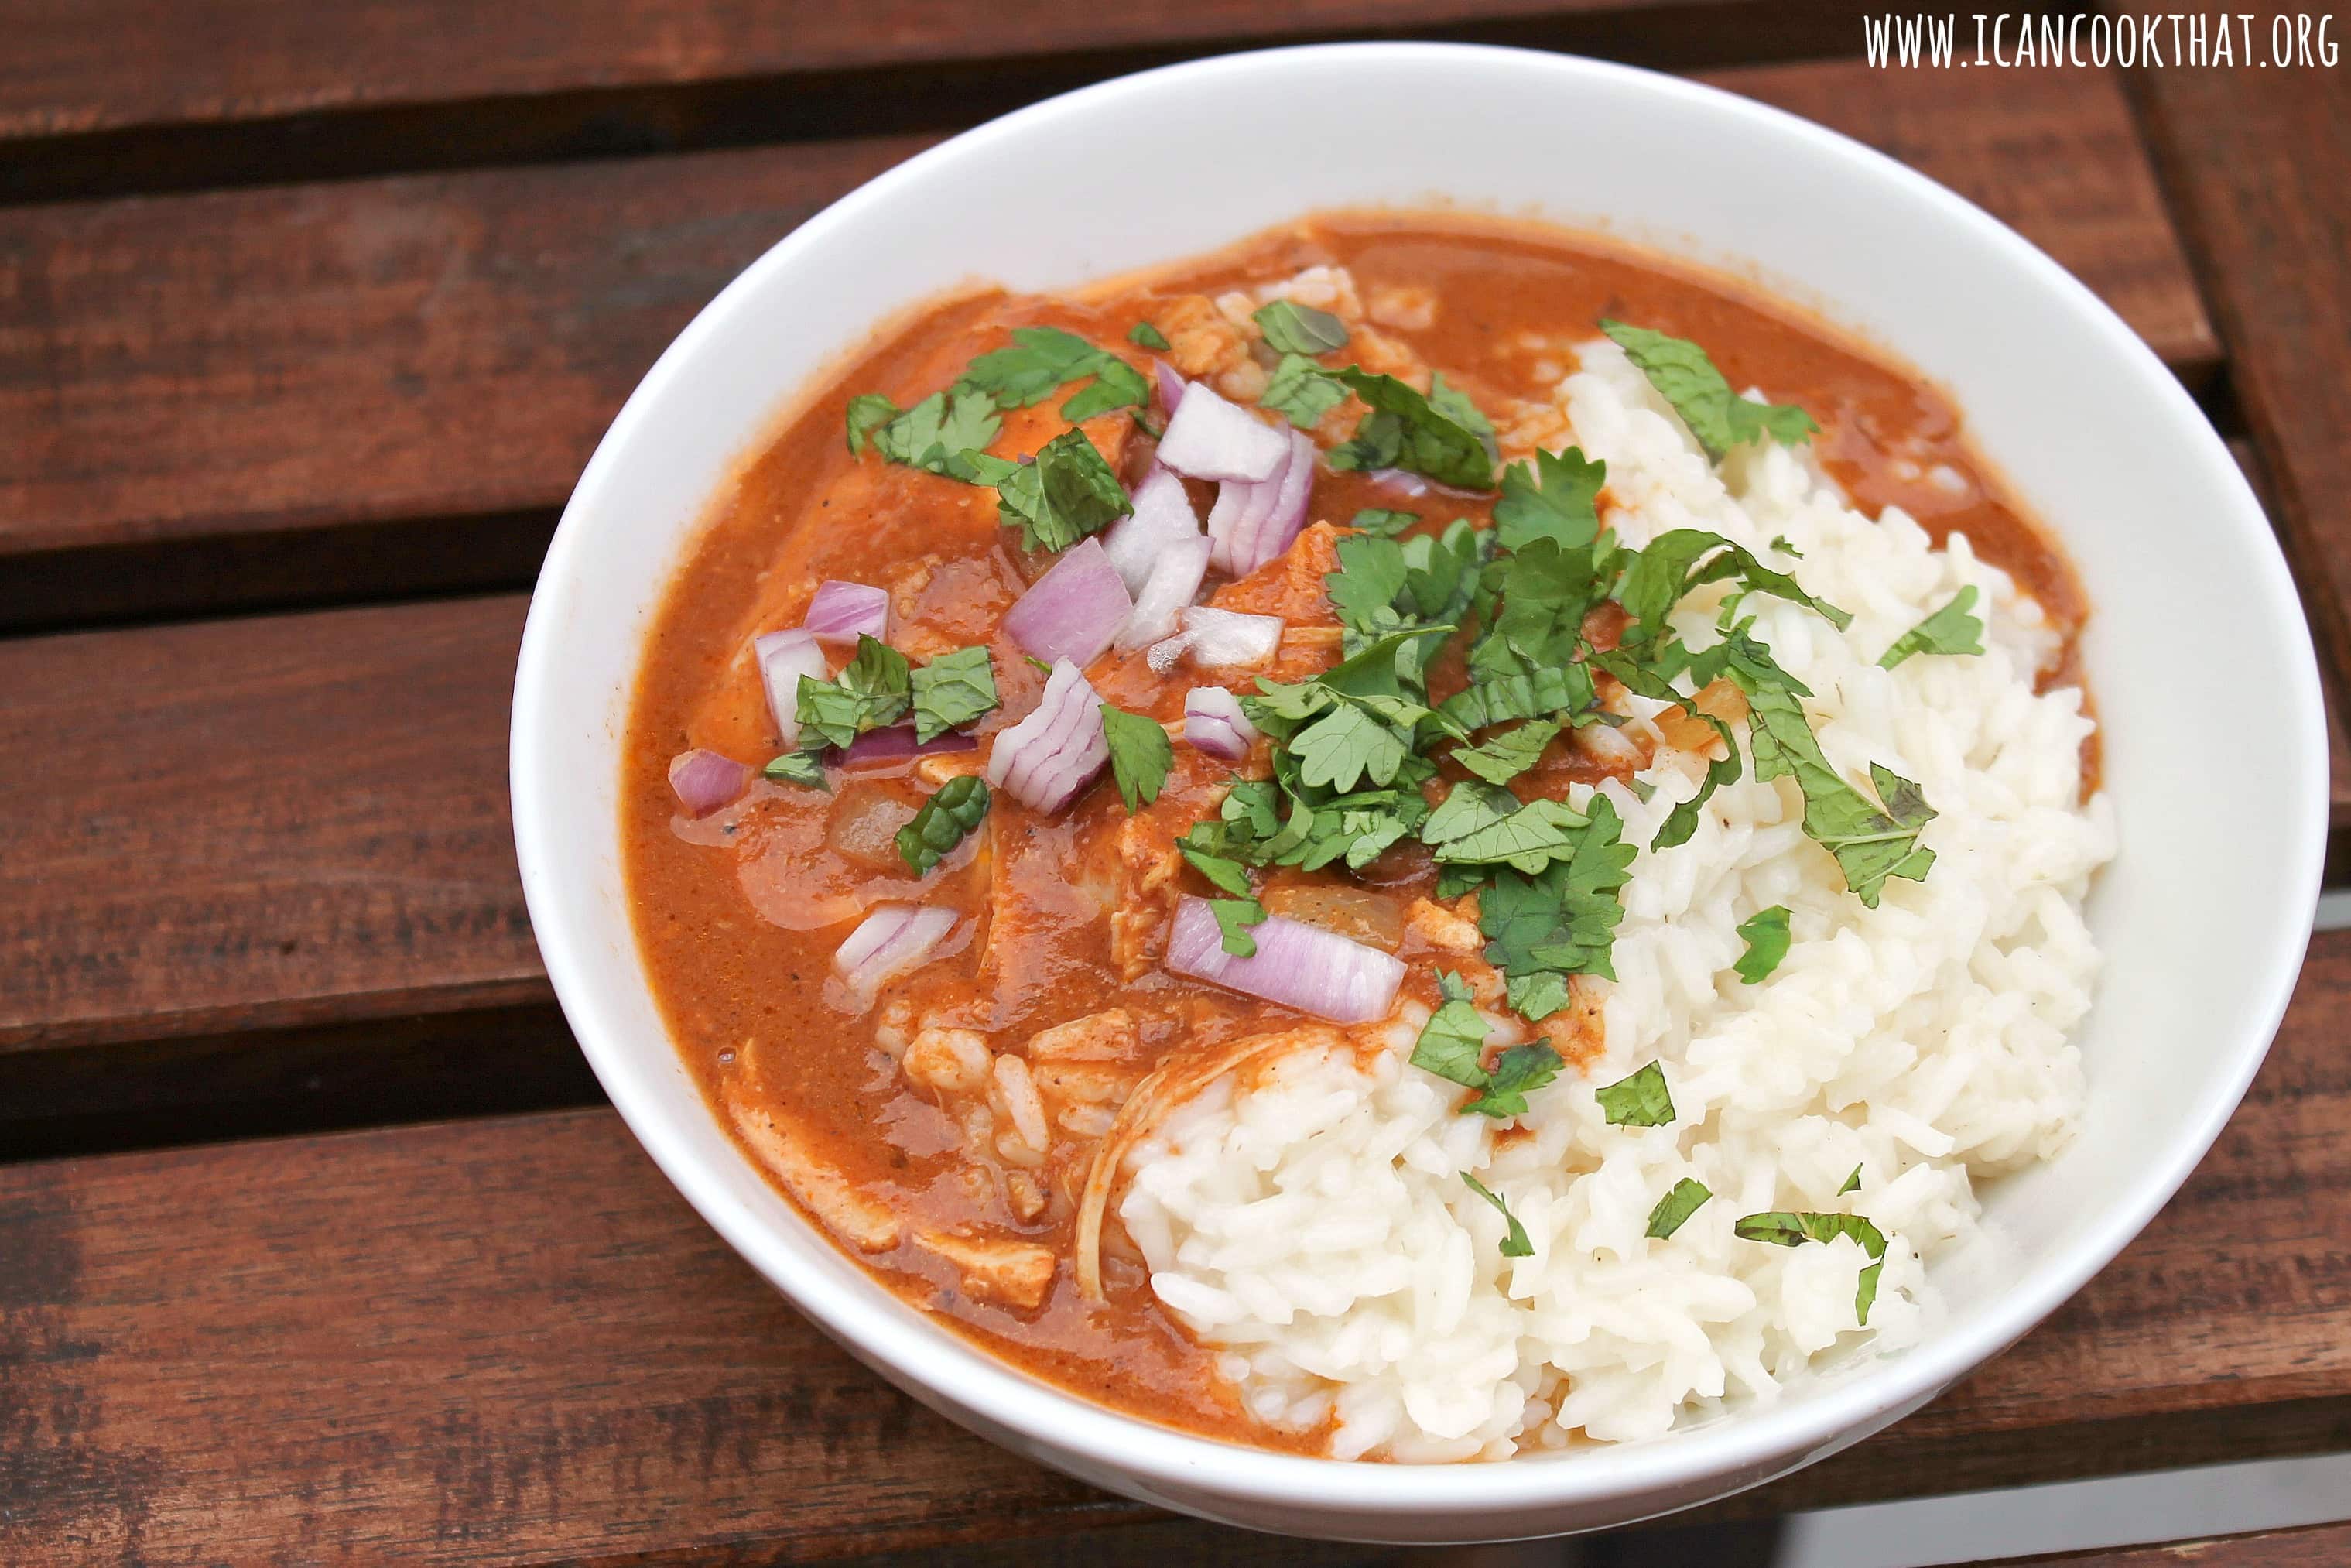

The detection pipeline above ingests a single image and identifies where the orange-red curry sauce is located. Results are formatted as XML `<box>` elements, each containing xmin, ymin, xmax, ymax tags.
<box><xmin>622</xmin><ymin>214</ymin><xmax>2089</xmax><ymax>1446</ymax></box>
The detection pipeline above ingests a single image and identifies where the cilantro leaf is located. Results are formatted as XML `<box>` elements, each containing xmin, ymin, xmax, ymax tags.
<box><xmin>1601</xmin><ymin>320</ymin><xmax>1820</xmax><ymax>461</ymax></box>
<box><xmin>1469</xmin><ymin>1044</ymin><xmax>1564</xmax><ymax>1118</ymax></box>
<box><xmin>1740</xmin><ymin>680</ymin><xmax>1936</xmax><ymax>906</ymax></box>
<box><xmin>1210</xmin><ymin>896</ymin><xmax>1268</xmax><ymax>957</ymax></box>
<box><xmin>1733</xmin><ymin>1208</ymin><xmax>1890</xmax><ymax>1323</ymax></box>
<box><xmin>1326</xmin><ymin>368</ymin><xmax>1495</xmax><ymax>490</ymax></box>
<box><xmin>1494</xmin><ymin>447</ymin><xmax>1605</xmax><ymax>552</ymax></box>
<box><xmin>870</xmin><ymin>390</ymin><xmax>1004</xmax><ymax>477</ymax></box>
<box><xmin>1477</xmin><ymin>793</ymin><xmax>1636</xmax><ymax>998</ymax></box>
<box><xmin>1099</xmin><ymin>702</ymin><xmax>1174</xmax><ymax>812</ymax></box>
<box><xmin>1429</xmin><ymin>796</ymin><xmax>1592</xmax><ymax>875</ymax></box>
<box><xmin>1260</xmin><ymin>352</ymin><xmax>1351</xmax><ymax>430</ymax></box>
<box><xmin>895</xmin><ymin>775</ymin><xmax>990</xmax><ymax>875</ymax></box>
<box><xmin>1461</xmin><ymin>1173</ymin><xmax>1534</xmax><ymax>1257</ymax></box>
<box><xmin>1840</xmin><ymin>1165</ymin><xmax>1864</xmax><ymax>1195</ymax></box>
<box><xmin>1453</xmin><ymin>717</ymin><xmax>1562</xmax><ymax>786</ymax></box>
<box><xmin>1589</xmin><ymin>648</ymin><xmax>1740</xmax><ymax>851</ymax></box>
<box><xmin>909</xmin><ymin>645</ymin><xmax>999</xmax><ymax>742</ymax></box>
<box><xmin>1059</xmin><ymin>358</ymin><xmax>1152</xmax><ymax>421</ymax></box>
<box><xmin>1615</xmin><ymin>529</ymin><xmax>1850</xmax><ymax>650</ymax></box>
<box><xmin>1349</xmin><ymin>507</ymin><xmax>1419</xmax><ymax>537</ymax></box>
<box><xmin>1880</xmin><ymin>586</ymin><xmax>1985</xmax><ymax>668</ymax></box>
<box><xmin>1504</xmin><ymin>970</ymin><xmax>1571</xmax><ymax>1022</ymax></box>
<box><xmin>954</xmin><ymin>326</ymin><xmax>1144</xmax><ymax>422</ymax></box>
<box><xmin>846</xmin><ymin>394</ymin><xmax>901</xmax><ymax>455</ymax></box>
<box><xmin>1733</xmin><ymin>905</ymin><xmax>1792</xmax><ymax>984</ymax></box>
<box><xmin>1428</xmin><ymin>374</ymin><xmax>1497</xmax><ymax>451</ymax></box>
<box><xmin>1408</xmin><ymin>971</ymin><xmax>1491</xmax><ymax>1092</ymax></box>
<box><xmin>796</xmin><ymin>635</ymin><xmax>912</xmax><ymax>748</ymax></box>
<box><xmin>762</xmin><ymin>750</ymin><xmax>830</xmax><ymax>790</ymax></box>
<box><xmin>1325</xmin><ymin>534</ymin><xmax>1412</xmax><ymax>638</ymax></box>
<box><xmin>1289</xmin><ymin>701</ymin><xmax>1409</xmax><ymax>792</ymax></box>
<box><xmin>994</xmin><ymin>428</ymin><xmax>1133</xmax><ymax>553</ymax></box>
<box><xmin>1128</xmin><ymin>320</ymin><xmax>1170</xmax><ymax>351</ymax></box>
<box><xmin>1595</xmin><ymin>1060</ymin><xmax>1675</xmax><ymax>1126</ymax></box>
<box><xmin>1252</xmin><ymin>299</ymin><xmax>1350</xmax><ymax>356</ymax></box>
<box><xmin>1646</xmin><ymin>1178</ymin><xmax>1712</xmax><ymax>1239</ymax></box>
<box><xmin>1179</xmin><ymin>842</ymin><xmax>1254</xmax><ymax>897</ymax></box>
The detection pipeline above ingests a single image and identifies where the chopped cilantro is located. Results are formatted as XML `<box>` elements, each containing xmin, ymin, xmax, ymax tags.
<box><xmin>1288</xmin><ymin>701</ymin><xmax>1412</xmax><ymax>793</ymax></box>
<box><xmin>956</xmin><ymin>325</ymin><xmax>1146</xmax><ymax>420</ymax></box>
<box><xmin>761</xmin><ymin>750</ymin><xmax>830</xmax><ymax>790</ymax></box>
<box><xmin>1461</xmin><ymin>1173</ymin><xmax>1534</xmax><ymax>1257</ymax></box>
<box><xmin>994</xmin><ymin>428</ymin><xmax>1132</xmax><ymax>553</ymax></box>
<box><xmin>1600</xmin><ymin>320</ymin><xmax>1820</xmax><ymax>462</ymax></box>
<box><xmin>796</xmin><ymin>635</ymin><xmax>911</xmax><ymax>749</ymax></box>
<box><xmin>1428</xmin><ymin>375</ymin><xmax>1497</xmax><ymax>453</ymax></box>
<box><xmin>1252</xmin><ymin>299</ymin><xmax>1350</xmax><ymax>356</ymax></box>
<box><xmin>1474</xmin><ymin>793</ymin><xmax>1635</xmax><ymax>1000</ymax></box>
<box><xmin>1840</xmin><ymin>1164</ymin><xmax>1864</xmax><ymax>1195</ymax></box>
<box><xmin>1471</xmin><ymin>1044</ymin><xmax>1564</xmax><ymax>1118</ymax></box>
<box><xmin>1178</xmin><ymin>842</ymin><xmax>1254</xmax><ymax>898</ymax></box>
<box><xmin>1210</xmin><ymin>896</ymin><xmax>1268</xmax><ymax>957</ymax></box>
<box><xmin>1128</xmin><ymin>320</ymin><xmax>1171</xmax><ymax>351</ymax></box>
<box><xmin>1453</xmin><ymin>718</ymin><xmax>1562</xmax><ymax>786</ymax></box>
<box><xmin>1408</xmin><ymin>971</ymin><xmax>1492</xmax><ymax>1092</ymax></box>
<box><xmin>1768</xmin><ymin>534</ymin><xmax>1803</xmax><ymax>558</ymax></box>
<box><xmin>845</xmin><ymin>393</ymin><xmax>902</xmax><ymax>455</ymax></box>
<box><xmin>1326</xmin><ymin>368</ymin><xmax>1495</xmax><ymax>490</ymax></box>
<box><xmin>1589</xmin><ymin>648</ymin><xmax>1741</xmax><ymax>852</ymax></box>
<box><xmin>1880</xmin><ymin>586</ymin><xmax>1985</xmax><ymax>668</ymax></box>
<box><xmin>1733</xmin><ymin>904</ymin><xmax>1792</xmax><ymax>984</ymax></box>
<box><xmin>1614</xmin><ymin>528</ymin><xmax>1850</xmax><ymax>651</ymax></box>
<box><xmin>867</xmin><ymin>389</ymin><xmax>1004</xmax><ymax>477</ymax></box>
<box><xmin>909</xmin><ymin>645</ymin><xmax>999</xmax><ymax>742</ymax></box>
<box><xmin>1733</xmin><ymin>1208</ymin><xmax>1889</xmax><ymax>1324</ymax></box>
<box><xmin>1646</xmin><ymin>1178</ymin><xmax>1712</xmax><ymax>1240</ymax></box>
<box><xmin>1260</xmin><ymin>352</ymin><xmax>1351</xmax><ymax>430</ymax></box>
<box><xmin>1741</xmin><ymin>680</ymin><xmax>1936</xmax><ymax>907</ymax></box>
<box><xmin>895</xmin><ymin>775</ymin><xmax>990</xmax><ymax>875</ymax></box>
<box><xmin>1428</xmin><ymin>796</ymin><xmax>1592</xmax><ymax>875</ymax></box>
<box><xmin>1596</xmin><ymin>1060</ymin><xmax>1675</xmax><ymax>1126</ymax></box>
<box><xmin>1099</xmin><ymin>702</ymin><xmax>1174</xmax><ymax>812</ymax></box>
<box><xmin>1494</xmin><ymin>447</ymin><xmax>1606</xmax><ymax>553</ymax></box>
<box><xmin>1348</xmin><ymin>507</ymin><xmax>1419</xmax><ymax>537</ymax></box>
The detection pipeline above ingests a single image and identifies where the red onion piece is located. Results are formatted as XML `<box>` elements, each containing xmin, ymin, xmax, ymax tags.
<box><xmin>840</xmin><ymin>724</ymin><xmax>981</xmax><ymax>765</ymax></box>
<box><xmin>1114</xmin><ymin>534</ymin><xmax>1213</xmax><ymax>652</ymax></box>
<box><xmin>804</xmin><ymin>580</ymin><xmax>891</xmax><ymax>646</ymax></box>
<box><xmin>755</xmin><ymin>629</ymin><xmax>828</xmax><ymax>748</ymax></box>
<box><xmin>1207</xmin><ymin>428</ymin><xmax>1316</xmax><ymax>575</ymax></box>
<box><xmin>834</xmin><ymin>903</ymin><xmax>959</xmax><ymax>1002</ymax></box>
<box><xmin>1156</xmin><ymin>379</ymin><xmax>1289</xmax><ymax>483</ymax></box>
<box><xmin>984</xmin><ymin>659</ymin><xmax>1110</xmax><ymax>813</ymax></box>
<box><xmin>668</xmin><ymin>748</ymin><xmax>751</xmax><ymax>817</ymax></box>
<box><xmin>1183</xmin><ymin>686</ymin><xmax>1258</xmax><ymax>760</ymax></box>
<box><xmin>1165</xmin><ymin>896</ymin><xmax>1406</xmax><ymax>1024</ymax></box>
<box><xmin>1154</xmin><ymin>360</ymin><xmax>1188</xmax><ymax>417</ymax></box>
<box><xmin>1002</xmin><ymin>536</ymin><xmax>1133</xmax><ymax>669</ymax></box>
<box><xmin>1101</xmin><ymin>466</ymin><xmax>1202</xmax><ymax>595</ymax></box>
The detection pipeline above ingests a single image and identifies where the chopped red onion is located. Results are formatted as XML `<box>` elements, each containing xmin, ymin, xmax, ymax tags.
<box><xmin>755</xmin><ymin>629</ymin><xmax>828</xmax><ymax>748</ymax></box>
<box><xmin>834</xmin><ymin>903</ymin><xmax>959</xmax><ymax>1001</ymax></box>
<box><xmin>1002</xmin><ymin>536</ymin><xmax>1133</xmax><ymax>669</ymax></box>
<box><xmin>1165</xmin><ymin>896</ymin><xmax>1406</xmax><ymax>1024</ymax></box>
<box><xmin>984</xmin><ymin>658</ymin><xmax>1110</xmax><ymax>813</ymax></box>
<box><xmin>1154</xmin><ymin>360</ymin><xmax>1188</xmax><ymax>417</ymax></box>
<box><xmin>803</xmin><ymin>580</ymin><xmax>891</xmax><ymax>646</ymax></box>
<box><xmin>1114</xmin><ymin>534</ymin><xmax>1213</xmax><ymax>652</ymax></box>
<box><xmin>1155</xmin><ymin>379</ymin><xmax>1289</xmax><ymax>483</ymax></box>
<box><xmin>1101</xmin><ymin>466</ymin><xmax>1203</xmax><ymax>595</ymax></box>
<box><xmin>668</xmin><ymin>748</ymin><xmax>751</xmax><ymax>817</ymax></box>
<box><xmin>1182</xmin><ymin>686</ymin><xmax>1258</xmax><ymax>760</ymax></box>
<box><xmin>840</xmin><ymin>724</ymin><xmax>981</xmax><ymax>765</ymax></box>
<box><xmin>1206</xmin><ymin>428</ymin><xmax>1316</xmax><ymax>575</ymax></box>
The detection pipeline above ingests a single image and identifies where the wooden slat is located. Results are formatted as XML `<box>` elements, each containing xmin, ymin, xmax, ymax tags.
<box><xmin>0</xmin><ymin>58</ymin><xmax>2216</xmax><ymax>628</ymax></box>
<box><xmin>2128</xmin><ymin>19</ymin><xmax>2351</xmax><ymax>697</ymax></box>
<box><xmin>1966</xmin><ymin>1522</ymin><xmax>2351</xmax><ymax>1568</ymax></box>
<box><xmin>4</xmin><ymin>934</ymin><xmax>2346</xmax><ymax>1566</ymax></box>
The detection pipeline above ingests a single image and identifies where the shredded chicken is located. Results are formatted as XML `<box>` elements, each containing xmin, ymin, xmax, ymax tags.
<box><xmin>727</xmin><ymin>1092</ymin><xmax>902</xmax><ymax>1252</ymax></box>
<box><xmin>915</xmin><ymin>1229</ymin><xmax>1057</xmax><ymax>1310</ymax></box>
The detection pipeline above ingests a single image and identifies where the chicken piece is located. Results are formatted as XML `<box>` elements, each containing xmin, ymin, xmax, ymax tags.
<box><xmin>1208</xmin><ymin>520</ymin><xmax>1347</xmax><ymax>689</ymax></box>
<box><xmin>915</xmin><ymin>1229</ymin><xmax>1058</xmax><ymax>1310</ymax></box>
<box><xmin>903</xmin><ymin>1026</ymin><xmax>992</xmax><ymax>1094</ymax></box>
<box><xmin>1367</xmin><ymin>284</ymin><xmax>1436</xmax><ymax>331</ymax></box>
<box><xmin>1004</xmin><ymin>1171</ymin><xmax>1049</xmax><ymax>1223</ymax></box>
<box><xmin>1110</xmin><ymin>751</ymin><xmax>1233</xmax><ymax>979</ymax></box>
<box><xmin>1032</xmin><ymin>1061</ymin><xmax>1141</xmax><ymax>1138</ymax></box>
<box><xmin>1405</xmin><ymin>897</ymin><xmax>1483</xmax><ymax>955</ymax></box>
<box><xmin>1027</xmin><ymin>1008</ymin><xmax>1138</xmax><ymax>1061</ymax></box>
<box><xmin>726</xmin><ymin>1092</ymin><xmax>902</xmax><ymax>1252</ymax></box>
<box><xmin>973</xmin><ymin>810</ymin><xmax>1114</xmax><ymax>1018</ymax></box>
<box><xmin>1153</xmin><ymin>293</ymin><xmax>1252</xmax><ymax>381</ymax></box>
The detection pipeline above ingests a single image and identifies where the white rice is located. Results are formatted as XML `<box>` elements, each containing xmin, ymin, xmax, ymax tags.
<box><xmin>1117</xmin><ymin>337</ymin><xmax>2115</xmax><ymax>1462</ymax></box>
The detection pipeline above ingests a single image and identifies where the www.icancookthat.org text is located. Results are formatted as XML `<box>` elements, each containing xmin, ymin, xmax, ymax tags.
<box><xmin>1864</xmin><ymin>11</ymin><xmax>2337</xmax><ymax>67</ymax></box>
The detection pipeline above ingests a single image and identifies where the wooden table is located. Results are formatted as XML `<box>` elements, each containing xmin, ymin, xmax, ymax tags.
<box><xmin>2</xmin><ymin>4</ymin><xmax>2346</xmax><ymax>1563</ymax></box>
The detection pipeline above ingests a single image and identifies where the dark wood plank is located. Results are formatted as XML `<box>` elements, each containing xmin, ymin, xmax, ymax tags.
<box><xmin>3</xmin><ymin>933</ymin><xmax>2346</xmax><ymax>1566</ymax></box>
<box><xmin>2128</xmin><ymin>17</ymin><xmax>2351</xmax><ymax>697</ymax></box>
<box><xmin>0</xmin><ymin>58</ymin><xmax>2216</xmax><ymax>629</ymax></box>
<box><xmin>1966</xmin><ymin>1522</ymin><xmax>2351</xmax><ymax>1568</ymax></box>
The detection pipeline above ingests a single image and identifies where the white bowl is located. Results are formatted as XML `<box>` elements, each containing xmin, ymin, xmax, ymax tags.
<box><xmin>512</xmin><ymin>43</ymin><xmax>2328</xmax><ymax>1542</ymax></box>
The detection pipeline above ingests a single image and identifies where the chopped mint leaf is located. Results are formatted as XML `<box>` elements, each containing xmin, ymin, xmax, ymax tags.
<box><xmin>1099</xmin><ymin>702</ymin><xmax>1175</xmax><ymax>812</ymax></box>
<box><xmin>1326</xmin><ymin>368</ymin><xmax>1495</xmax><ymax>490</ymax></box>
<box><xmin>1348</xmin><ymin>508</ymin><xmax>1419</xmax><ymax>537</ymax></box>
<box><xmin>1178</xmin><ymin>842</ymin><xmax>1254</xmax><ymax>898</ymax></box>
<box><xmin>1494</xmin><ymin>447</ymin><xmax>1606</xmax><ymax>553</ymax></box>
<box><xmin>1880</xmin><ymin>586</ymin><xmax>1985</xmax><ymax>668</ymax></box>
<box><xmin>1733</xmin><ymin>904</ymin><xmax>1792</xmax><ymax>984</ymax></box>
<box><xmin>1740</xmin><ymin>680</ymin><xmax>1936</xmax><ymax>907</ymax></box>
<box><xmin>1461</xmin><ymin>1173</ymin><xmax>1534</xmax><ymax>1257</ymax></box>
<box><xmin>796</xmin><ymin>634</ymin><xmax>912</xmax><ymax>748</ymax></box>
<box><xmin>1128</xmin><ymin>320</ymin><xmax>1171</xmax><ymax>351</ymax></box>
<box><xmin>1453</xmin><ymin>717</ymin><xmax>1562</xmax><ymax>786</ymax></box>
<box><xmin>1210</xmin><ymin>895</ymin><xmax>1268</xmax><ymax>957</ymax></box>
<box><xmin>895</xmin><ymin>775</ymin><xmax>990</xmax><ymax>875</ymax></box>
<box><xmin>1600</xmin><ymin>320</ymin><xmax>1820</xmax><ymax>462</ymax></box>
<box><xmin>870</xmin><ymin>389</ymin><xmax>1004</xmax><ymax>477</ymax></box>
<box><xmin>994</xmin><ymin>428</ymin><xmax>1132</xmax><ymax>553</ymax></box>
<box><xmin>909</xmin><ymin>645</ymin><xmax>999</xmax><ymax>742</ymax></box>
<box><xmin>1646</xmin><ymin>1177</ymin><xmax>1712</xmax><ymax>1239</ymax></box>
<box><xmin>1260</xmin><ymin>352</ymin><xmax>1351</xmax><ymax>430</ymax></box>
<box><xmin>761</xmin><ymin>750</ymin><xmax>830</xmax><ymax>790</ymax></box>
<box><xmin>1840</xmin><ymin>1165</ymin><xmax>1864</xmax><ymax>1195</ymax></box>
<box><xmin>1733</xmin><ymin>1208</ymin><xmax>1890</xmax><ymax>1323</ymax></box>
<box><xmin>1596</xmin><ymin>1060</ymin><xmax>1675</xmax><ymax>1126</ymax></box>
<box><xmin>846</xmin><ymin>393</ymin><xmax>902</xmax><ymax>455</ymax></box>
<box><xmin>1252</xmin><ymin>299</ymin><xmax>1350</xmax><ymax>356</ymax></box>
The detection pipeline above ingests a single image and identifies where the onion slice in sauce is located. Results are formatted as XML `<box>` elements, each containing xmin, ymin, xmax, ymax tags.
<box><xmin>755</xmin><ymin>629</ymin><xmax>827</xmax><ymax>748</ymax></box>
<box><xmin>984</xmin><ymin>658</ymin><xmax>1110</xmax><ymax>813</ymax></box>
<box><xmin>1165</xmin><ymin>895</ymin><xmax>1405</xmax><ymax>1025</ymax></box>
<box><xmin>1206</xmin><ymin>428</ymin><xmax>1316</xmax><ymax>576</ymax></box>
<box><xmin>1114</xmin><ymin>534</ymin><xmax>1213</xmax><ymax>652</ymax></box>
<box><xmin>667</xmin><ymin>748</ymin><xmax>751</xmax><ymax>817</ymax></box>
<box><xmin>1182</xmin><ymin>686</ymin><xmax>1257</xmax><ymax>759</ymax></box>
<box><xmin>839</xmin><ymin>724</ymin><xmax>980</xmax><ymax>765</ymax></box>
<box><xmin>1100</xmin><ymin>467</ymin><xmax>1202</xmax><ymax>595</ymax></box>
<box><xmin>1001</xmin><ymin>536</ymin><xmax>1132</xmax><ymax>669</ymax></box>
<box><xmin>833</xmin><ymin>903</ymin><xmax>957</xmax><ymax>1004</ymax></box>
<box><xmin>1153</xmin><ymin>360</ymin><xmax>1187</xmax><ymax>419</ymax></box>
<box><xmin>1154</xmin><ymin>378</ymin><xmax>1289</xmax><ymax>483</ymax></box>
<box><xmin>803</xmin><ymin>580</ymin><xmax>891</xmax><ymax>646</ymax></box>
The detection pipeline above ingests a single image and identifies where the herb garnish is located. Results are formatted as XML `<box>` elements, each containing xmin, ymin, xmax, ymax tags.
<box><xmin>1880</xmin><ymin>586</ymin><xmax>1985</xmax><ymax>668</ymax></box>
<box><xmin>1326</xmin><ymin>368</ymin><xmax>1496</xmax><ymax>490</ymax></box>
<box><xmin>796</xmin><ymin>635</ymin><xmax>912</xmax><ymax>749</ymax></box>
<box><xmin>1252</xmin><ymin>299</ymin><xmax>1350</xmax><ymax>356</ymax></box>
<box><xmin>909</xmin><ymin>645</ymin><xmax>1000</xmax><ymax>742</ymax></box>
<box><xmin>1734</xmin><ymin>1208</ymin><xmax>1889</xmax><ymax>1323</ymax></box>
<box><xmin>991</xmin><ymin>429</ymin><xmax>1133</xmax><ymax>553</ymax></box>
<box><xmin>762</xmin><ymin>751</ymin><xmax>829</xmax><ymax>790</ymax></box>
<box><xmin>1260</xmin><ymin>353</ymin><xmax>1352</xmax><ymax>430</ymax></box>
<box><xmin>1452</xmin><ymin>717</ymin><xmax>1562</xmax><ymax>786</ymax></box>
<box><xmin>1493</xmin><ymin>447</ymin><xmax>1605</xmax><ymax>553</ymax></box>
<box><xmin>1733</xmin><ymin>905</ymin><xmax>1792</xmax><ymax>984</ymax></box>
<box><xmin>1646</xmin><ymin>1178</ymin><xmax>1712</xmax><ymax>1239</ymax></box>
<box><xmin>1462</xmin><ymin>1173</ymin><xmax>1535</xmax><ymax>1257</ymax></box>
<box><xmin>955</xmin><ymin>325</ymin><xmax>1148</xmax><ymax>421</ymax></box>
<box><xmin>1595</xmin><ymin>1060</ymin><xmax>1675</xmax><ymax>1126</ymax></box>
<box><xmin>1407</xmin><ymin>973</ymin><xmax>1564</xmax><ymax>1118</ymax></box>
<box><xmin>1128</xmin><ymin>320</ymin><xmax>1171</xmax><ymax>351</ymax></box>
<box><xmin>860</xmin><ymin>390</ymin><xmax>1004</xmax><ymax>476</ymax></box>
<box><xmin>1210</xmin><ymin>896</ymin><xmax>1269</xmax><ymax>957</ymax></box>
<box><xmin>1839</xmin><ymin>1165</ymin><xmax>1863</xmax><ymax>1195</ymax></box>
<box><xmin>1600</xmin><ymin>320</ymin><xmax>1820</xmax><ymax>461</ymax></box>
<box><xmin>1348</xmin><ymin>508</ymin><xmax>1420</xmax><ymax>537</ymax></box>
<box><xmin>1745</xmin><ymin>684</ymin><xmax>1936</xmax><ymax>906</ymax></box>
<box><xmin>1100</xmin><ymin>702</ymin><xmax>1174</xmax><ymax>812</ymax></box>
<box><xmin>895</xmin><ymin>775</ymin><xmax>991</xmax><ymax>875</ymax></box>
